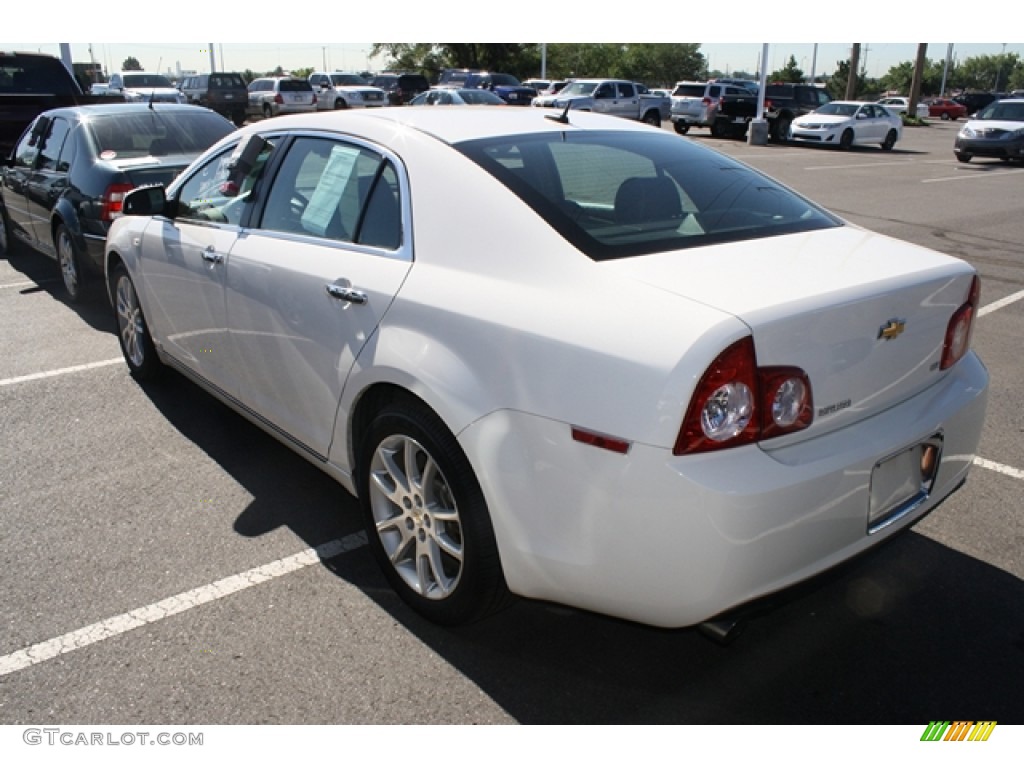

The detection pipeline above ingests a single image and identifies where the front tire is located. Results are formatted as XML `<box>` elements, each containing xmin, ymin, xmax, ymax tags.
<box><xmin>357</xmin><ymin>398</ymin><xmax>511</xmax><ymax>625</ymax></box>
<box><xmin>110</xmin><ymin>263</ymin><xmax>162</xmax><ymax>380</ymax></box>
<box><xmin>334</xmin><ymin>98</ymin><xmax>348</xmax><ymax>110</ymax></box>
<box><xmin>956</xmin><ymin>152</ymin><xmax>972</xmax><ymax>163</ymax></box>
<box><xmin>839</xmin><ymin>128</ymin><xmax>854</xmax><ymax>150</ymax></box>
<box><xmin>262</xmin><ymin>103</ymin><xmax>272</xmax><ymax>119</ymax></box>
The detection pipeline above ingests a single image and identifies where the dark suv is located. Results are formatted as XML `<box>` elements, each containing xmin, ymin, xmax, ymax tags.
<box><xmin>179</xmin><ymin>72</ymin><xmax>248</xmax><ymax>125</ymax></box>
<box><xmin>371</xmin><ymin>73</ymin><xmax>430</xmax><ymax>105</ymax></box>
<box><xmin>954</xmin><ymin>91</ymin><xmax>998</xmax><ymax>116</ymax></box>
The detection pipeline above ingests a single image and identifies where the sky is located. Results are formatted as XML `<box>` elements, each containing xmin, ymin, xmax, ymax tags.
<box><xmin>3</xmin><ymin>2</ymin><xmax>1020</xmax><ymax>79</ymax></box>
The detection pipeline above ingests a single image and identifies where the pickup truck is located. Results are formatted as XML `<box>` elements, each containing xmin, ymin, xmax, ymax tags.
<box><xmin>669</xmin><ymin>80</ymin><xmax>758</xmax><ymax>135</ymax></box>
<box><xmin>533</xmin><ymin>79</ymin><xmax>670</xmax><ymax>126</ymax></box>
<box><xmin>713</xmin><ymin>83</ymin><xmax>833</xmax><ymax>142</ymax></box>
<box><xmin>1</xmin><ymin>51</ymin><xmax>96</xmax><ymax>158</ymax></box>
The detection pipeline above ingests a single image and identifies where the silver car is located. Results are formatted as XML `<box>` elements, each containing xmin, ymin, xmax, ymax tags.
<box><xmin>246</xmin><ymin>77</ymin><xmax>317</xmax><ymax>119</ymax></box>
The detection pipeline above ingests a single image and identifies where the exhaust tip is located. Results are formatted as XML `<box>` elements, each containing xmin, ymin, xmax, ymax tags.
<box><xmin>698</xmin><ymin>617</ymin><xmax>744</xmax><ymax>645</ymax></box>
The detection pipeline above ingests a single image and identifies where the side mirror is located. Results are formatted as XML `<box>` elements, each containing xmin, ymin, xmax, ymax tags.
<box><xmin>122</xmin><ymin>184</ymin><xmax>168</xmax><ymax>217</ymax></box>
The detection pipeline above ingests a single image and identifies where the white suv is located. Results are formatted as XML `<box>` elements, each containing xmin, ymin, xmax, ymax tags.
<box><xmin>246</xmin><ymin>77</ymin><xmax>317</xmax><ymax>119</ymax></box>
<box><xmin>669</xmin><ymin>81</ymin><xmax>755</xmax><ymax>135</ymax></box>
<box><xmin>106</xmin><ymin>72</ymin><xmax>185</xmax><ymax>104</ymax></box>
<box><xmin>308</xmin><ymin>72</ymin><xmax>387</xmax><ymax>110</ymax></box>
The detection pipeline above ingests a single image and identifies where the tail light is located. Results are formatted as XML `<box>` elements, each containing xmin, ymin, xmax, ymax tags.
<box><xmin>702</xmin><ymin>96</ymin><xmax>712</xmax><ymax>105</ymax></box>
<box><xmin>674</xmin><ymin>336</ymin><xmax>813</xmax><ymax>455</ymax></box>
<box><xmin>274</xmin><ymin>93</ymin><xmax>284</xmax><ymax>104</ymax></box>
<box><xmin>940</xmin><ymin>275</ymin><xmax>981</xmax><ymax>370</ymax></box>
<box><xmin>99</xmin><ymin>182</ymin><xmax>135</xmax><ymax>222</ymax></box>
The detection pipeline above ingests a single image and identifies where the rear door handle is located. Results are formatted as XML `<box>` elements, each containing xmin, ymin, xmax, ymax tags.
<box><xmin>325</xmin><ymin>284</ymin><xmax>367</xmax><ymax>305</ymax></box>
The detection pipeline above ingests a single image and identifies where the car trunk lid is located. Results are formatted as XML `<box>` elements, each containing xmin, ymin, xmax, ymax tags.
<box><xmin>604</xmin><ymin>226</ymin><xmax>978</xmax><ymax>438</ymax></box>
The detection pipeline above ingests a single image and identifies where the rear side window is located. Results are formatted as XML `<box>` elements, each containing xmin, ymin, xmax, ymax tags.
<box><xmin>672</xmin><ymin>84</ymin><xmax>706</xmax><ymax>98</ymax></box>
<box><xmin>260</xmin><ymin>137</ymin><xmax>401</xmax><ymax>249</ymax></box>
<box><xmin>456</xmin><ymin>130</ymin><xmax>840</xmax><ymax>261</ymax></box>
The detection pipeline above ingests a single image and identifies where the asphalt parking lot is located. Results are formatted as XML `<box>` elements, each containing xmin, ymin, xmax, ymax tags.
<box><xmin>1</xmin><ymin>116</ymin><xmax>1022</xmax><ymax>727</ymax></box>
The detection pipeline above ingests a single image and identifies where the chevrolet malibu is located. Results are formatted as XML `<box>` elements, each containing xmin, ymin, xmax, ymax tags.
<box><xmin>104</xmin><ymin>108</ymin><xmax>988</xmax><ymax>631</ymax></box>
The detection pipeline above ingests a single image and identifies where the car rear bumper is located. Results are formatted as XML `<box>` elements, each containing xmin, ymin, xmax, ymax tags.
<box><xmin>459</xmin><ymin>352</ymin><xmax>988</xmax><ymax>628</ymax></box>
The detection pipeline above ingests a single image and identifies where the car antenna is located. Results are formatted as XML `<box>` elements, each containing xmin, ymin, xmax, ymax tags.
<box><xmin>545</xmin><ymin>103</ymin><xmax>572</xmax><ymax>125</ymax></box>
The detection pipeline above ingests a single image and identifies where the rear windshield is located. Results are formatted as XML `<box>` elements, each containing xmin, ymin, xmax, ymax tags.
<box><xmin>86</xmin><ymin>110</ymin><xmax>233</xmax><ymax>158</ymax></box>
<box><xmin>672</xmin><ymin>84</ymin><xmax>707</xmax><ymax>98</ymax></box>
<box><xmin>279</xmin><ymin>80</ymin><xmax>313</xmax><ymax>92</ymax></box>
<box><xmin>210</xmin><ymin>74</ymin><xmax>245</xmax><ymax>89</ymax></box>
<box><xmin>123</xmin><ymin>74</ymin><xmax>174</xmax><ymax>89</ymax></box>
<box><xmin>456</xmin><ymin>130</ymin><xmax>841</xmax><ymax>261</ymax></box>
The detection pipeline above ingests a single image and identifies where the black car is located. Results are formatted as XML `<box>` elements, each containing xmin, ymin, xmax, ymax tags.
<box><xmin>953</xmin><ymin>91</ymin><xmax>998</xmax><ymax>115</ymax></box>
<box><xmin>0</xmin><ymin>103</ymin><xmax>233</xmax><ymax>300</ymax></box>
<box><xmin>462</xmin><ymin>72</ymin><xmax>538</xmax><ymax>106</ymax></box>
<box><xmin>371</xmin><ymin>73</ymin><xmax>430</xmax><ymax>105</ymax></box>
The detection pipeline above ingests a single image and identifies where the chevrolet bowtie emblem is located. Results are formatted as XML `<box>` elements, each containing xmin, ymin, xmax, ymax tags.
<box><xmin>878</xmin><ymin>318</ymin><xmax>907</xmax><ymax>340</ymax></box>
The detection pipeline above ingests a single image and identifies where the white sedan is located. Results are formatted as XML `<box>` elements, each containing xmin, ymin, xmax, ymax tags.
<box><xmin>877</xmin><ymin>95</ymin><xmax>930</xmax><ymax>119</ymax></box>
<box><xmin>789</xmin><ymin>101</ymin><xmax>903</xmax><ymax>150</ymax></box>
<box><xmin>104</xmin><ymin>108</ymin><xmax>988</xmax><ymax>633</ymax></box>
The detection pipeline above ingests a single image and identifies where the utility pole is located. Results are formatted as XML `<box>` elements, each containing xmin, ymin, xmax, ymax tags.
<box><xmin>909</xmin><ymin>44</ymin><xmax>928</xmax><ymax>114</ymax></box>
<box><xmin>940</xmin><ymin>43</ymin><xmax>953</xmax><ymax>97</ymax></box>
<box><xmin>845</xmin><ymin>44</ymin><xmax>861</xmax><ymax>100</ymax></box>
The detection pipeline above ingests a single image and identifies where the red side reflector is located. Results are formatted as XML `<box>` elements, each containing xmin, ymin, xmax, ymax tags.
<box><xmin>571</xmin><ymin>427</ymin><xmax>631</xmax><ymax>455</ymax></box>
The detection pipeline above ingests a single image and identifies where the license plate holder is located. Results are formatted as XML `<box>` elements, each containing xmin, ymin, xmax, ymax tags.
<box><xmin>868</xmin><ymin>436</ymin><xmax>942</xmax><ymax>534</ymax></box>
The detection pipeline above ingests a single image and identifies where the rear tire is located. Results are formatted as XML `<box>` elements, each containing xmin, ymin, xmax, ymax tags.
<box><xmin>955</xmin><ymin>152</ymin><xmax>972</xmax><ymax>163</ymax></box>
<box><xmin>55</xmin><ymin>223</ymin><xmax>86</xmax><ymax>302</ymax></box>
<box><xmin>673</xmin><ymin>122</ymin><xmax>690</xmax><ymax>135</ymax></box>
<box><xmin>881</xmin><ymin>129</ymin><xmax>898</xmax><ymax>151</ymax></box>
<box><xmin>262</xmin><ymin>103</ymin><xmax>272</xmax><ymax>119</ymax></box>
<box><xmin>642</xmin><ymin>110</ymin><xmax>661</xmax><ymax>127</ymax></box>
<box><xmin>771</xmin><ymin>115</ymin><xmax>792</xmax><ymax>143</ymax></box>
<box><xmin>357</xmin><ymin>397</ymin><xmax>511</xmax><ymax>625</ymax></box>
<box><xmin>334</xmin><ymin>98</ymin><xmax>348</xmax><ymax>110</ymax></box>
<box><xmin>0</xmin><ymin>204</ymin><xmax>10</xmax><ymax>257</ymax></box>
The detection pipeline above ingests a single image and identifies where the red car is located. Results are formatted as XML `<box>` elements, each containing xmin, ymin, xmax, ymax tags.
<box><xmin>927</xmin><ymin>98</ymin><xmax>968</xmax><ymax>120</ymax></box>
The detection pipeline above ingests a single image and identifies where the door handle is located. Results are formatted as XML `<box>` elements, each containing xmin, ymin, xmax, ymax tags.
<box><xmin>325</xmin><ymin>283</ymin><xmax>367</xmax><ymax>305</ymax></box>
<box><xmin>201</xmin><ymin>247</ymin><xmax>223</xmax><ymax>264</ymax></box>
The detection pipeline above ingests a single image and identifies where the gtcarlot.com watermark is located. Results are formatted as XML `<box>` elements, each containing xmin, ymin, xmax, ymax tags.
<box><xmin>23</xmin><ymin>728</ymin><xmax>203</xmax><ymax>747</ymax></box>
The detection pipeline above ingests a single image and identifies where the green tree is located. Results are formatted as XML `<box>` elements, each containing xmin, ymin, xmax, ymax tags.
<box><xmin>121</xmin><ymin>56</ymin><xmax>143</xmax><ymax>71</ymax></box>
<box><xmin>291</xmin><ymin>66</ymin><xmax>314</xmax><ymax>80</ymax></box>
<box><xmin>769</xmin><ymin>55</ymin><xmax>805</xmax><ymax>83</ymax></box>
<box><xmin>827</xmin><ymin>59</ymin><xmax>867</xmax><ymax>99</ymax></box>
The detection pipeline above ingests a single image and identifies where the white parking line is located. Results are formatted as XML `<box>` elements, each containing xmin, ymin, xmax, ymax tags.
<box><xmin>922</xmin><ymin>169</ymin><xmax>1024</xmax><ymax>183</ymax></box>
<box><xmin>0</xmin><ymin>280</ymin><xmax>49</xmax><ymax>290</ymax></box>
<box><xmin>979</xmin><ymin>289</ymin><xmax>1024</xmax><ymax>317</ymax></box>
<box><xmin>0</xmin><ymin>533</ymin><xmax>367</xmax><ymax>678</ymax></box>
<box><xmin>0</xmin><ymin>358</ymin><xmax>123</xmax><ymax>388</ymax></box>
<box><xmin>973</xmin><ymin>457</ymin><xmax>1024</xmax><ymax>480</ymax></box>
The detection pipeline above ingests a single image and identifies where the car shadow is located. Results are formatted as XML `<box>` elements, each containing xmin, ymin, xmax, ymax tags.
<box><xmin>135</xmin><ymin>369</ymin><xmax>1024</xmax><ymax>725</ymax></box>
<box><xmin>2</xmin><ymin>242</ymin><xmax>117</xmax><ymax>333</ymax></box>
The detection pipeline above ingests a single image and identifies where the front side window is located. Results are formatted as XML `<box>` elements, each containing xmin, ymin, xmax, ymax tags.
<box><xmin>457</xmin><ymin>130</ymin><xmax>840</xmax><ymax>261</ymax></box>
<box><xmin>176</xmin><ymin>141</ymin><xmax>274</xmax><ymax>226</ymax></box>
<box><xmin>259</xmin><ymin>137</ymin><xmax>401</xmax><ymax>250</ymax></box>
